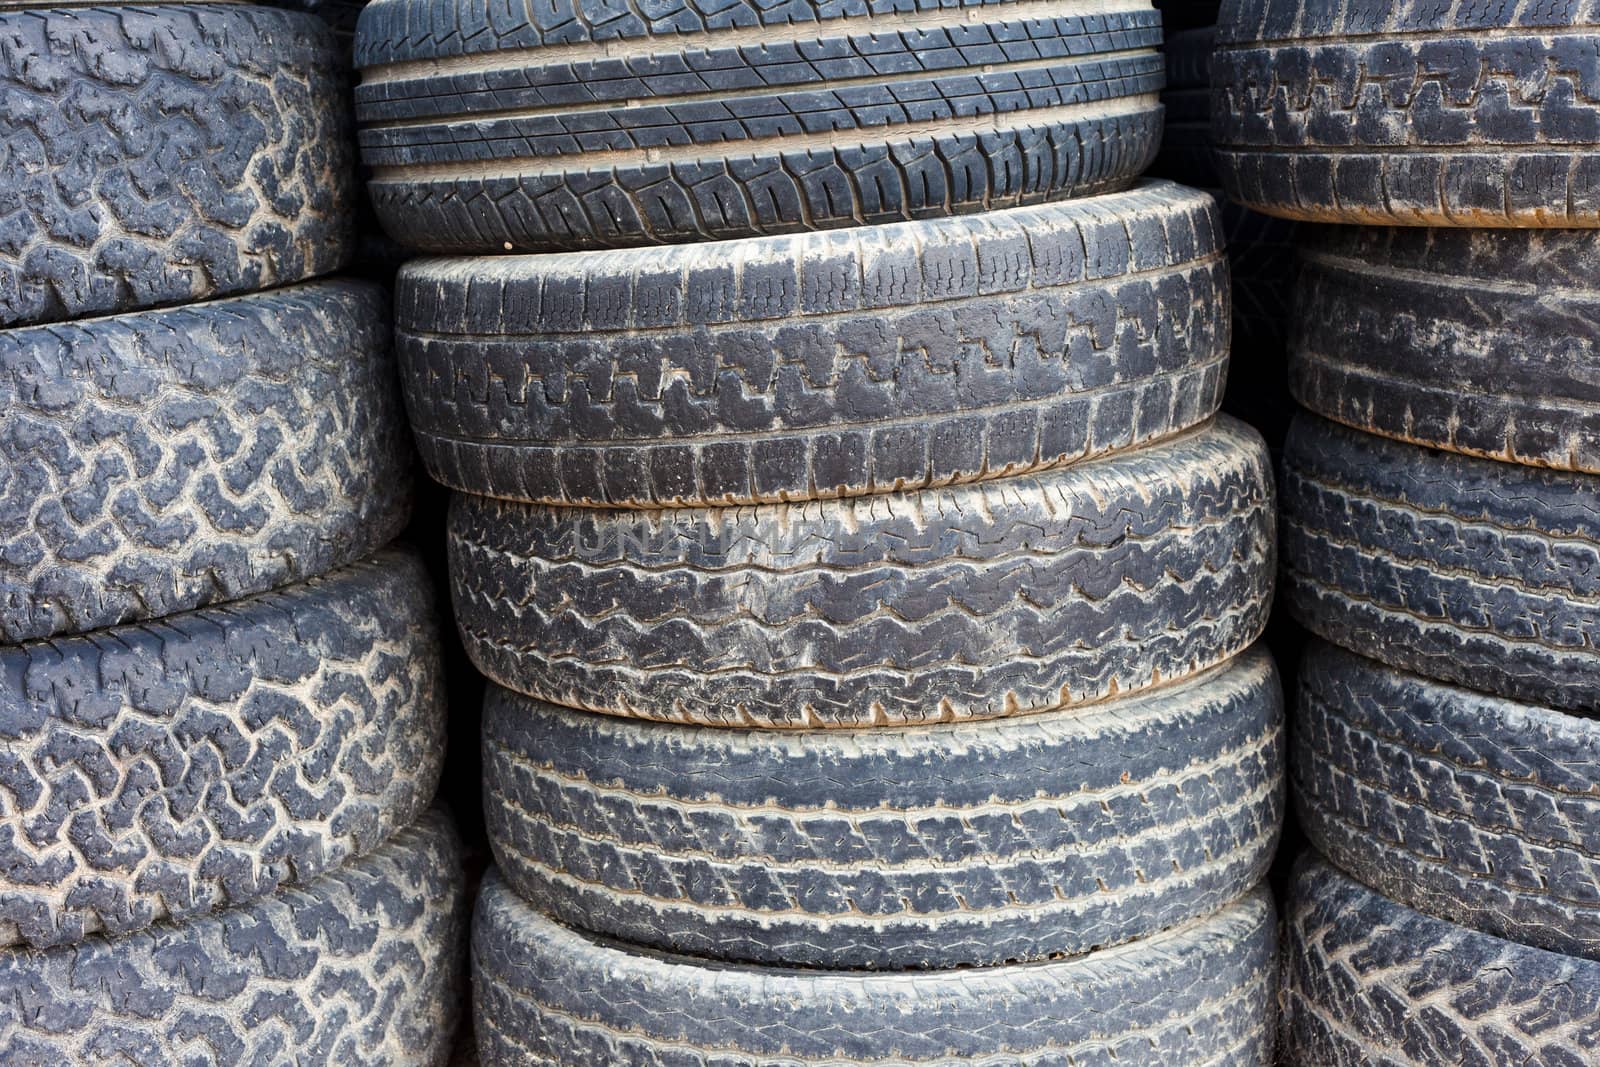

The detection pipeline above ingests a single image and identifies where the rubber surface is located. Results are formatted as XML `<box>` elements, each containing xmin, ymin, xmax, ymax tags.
<box><xmin>0</xmin><ymin>280</ymin><xmax>411</xmax><ymax>644</ymax></box>
<box><xmin>1296</xmin><ymin>639</ymin><xmax>1600</xmax><ymax>964</ymax></box>
<box><xmin>0</xmin><ymin>4</ymin><xmax>354</xmax><ymax>328</ymax></box>
<box><xmin>352</xmin><ymin>0</ymin><xmax>1165</xmax><ymax>252</ymax></box>
<box><xmin>482</xmin><ymin>647</ymin><xmax>1283</xmax><ymax>969</ymax></box>
<box><xmin>450</xmin><ymin>417</ymin><xmax>1275</xmax><ymax>728</ymax></box>
<box><xmin>1292</xmin><ymin>226</ymin><xmax>1600</xmax><ymax>473</ymax></box>
<box><xmin>1152</xmin><ymin>28</ymin><xmax>1214</xmax><ymax>185</ymax></box>
<box><xmin>474</xmin><ymin>874</ymin><xmax>1278</xmax><ymax>1065</ymax></box>
<box><xmin>0</xmin><ymin>811</ymin><xmax>467</xmax><ymax>1066</ymax></box>
<box><xmin>1282</xmin><ymin>413</ymin><xmax>1600</xmax><ymax>713</ymax></box>
<box><xmin>1213</xmin><ymin>0</ymin><xmax>1600</xmax><ymax>225</ymax></box>
<box><xmin>397</xmin><ymin>182</ymin><xmax>1230</xmax><ymax>507</ymax></box>
<box><xmin>1283</xmin><ymin>855</ymin><xmax>1600</xmax><ymax>1066</ymax></box>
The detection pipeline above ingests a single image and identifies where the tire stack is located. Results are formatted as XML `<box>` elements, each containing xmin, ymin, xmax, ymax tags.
<box><xmin>353</xmin><ymin>0</ymin><xmax>1287</xmax><ymax>1062</ymax></box>
<box><xmin>1212</xmin><ymin>0</ymin><xmax>1600</xmax><ymax>1062</ymax></box>
<box><xmin>0</xmin><ymin>6</ymin><xmax>467</xmax><ymax>1062</ymax></box>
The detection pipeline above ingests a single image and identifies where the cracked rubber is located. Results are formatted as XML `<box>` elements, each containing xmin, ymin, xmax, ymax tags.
<box><xmin>1281</xmin><ymin>413</ymin><xmax>1600</xmax><ymax>713</ymax></box>
<box><xmin>352</xmin><ymin>0</ymin><xmax>1165</xmax><ymax>252</ymax></box>
<box><xmin>0</xmin><ymin>279</ymin><xmax>412</xmax><ymax>643</ymax></box>
<box><xmin>482</xmin><ymin>646</ymin><xmax>1283</xmax><ymax>969</ymax></box>
<box><xmin>1283</xmin><ymin>854</ymin><xmax>1600</xmax><ymax>1066</ymax></box>
<box><xmin>0</xmin><ymin>4</ymin><xmax>355</xmax><ymax>328</ymax></box>
<box><xmin>0</xmin><ymin>548</ymin><xmax>446</xmax><ymax>950</ymax></box>
<box><xmin>1212</xmin><ymin>0</ymin><xmax>1600</xmax><ymax>225</ymax></box>
<box><xmin>0</xmin><ymin>810</ymin><xmax>467</xmax><ymax>1067</ymax></box>
<box><xmin>449</xmin><ymin>416</ymin><xmax>1276</xmax><ymax>729</ymax></box>
<box><xmin>1295</xmin><ymin>638</ymin><xmax>1600</xmax><ymax>964</ymax></box>
<box><xmin>473</xmin><ymin>873</ymin><xmax>1278</xmax><ymax>1065</ymax></box>
<box><xmin>1291</xmin><ymin>226</ymin><xmax>1600</xmax><ymax>473</ymax></box>
<box><xmin>396</xmin><ymin>182</ymin><xmax>1230</xmax><ymax>507</ymax></box>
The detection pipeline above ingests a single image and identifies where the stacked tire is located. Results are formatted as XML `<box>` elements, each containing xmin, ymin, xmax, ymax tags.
<box><xmin>0</xmin><ymin>6</ymin><xmax>467</xmax><ymax>1061</ymax></box>
<box><xmin>1211</xmin><ymin>0</ymin><xmax>1600</xmax><ymax>1061</ymax></box>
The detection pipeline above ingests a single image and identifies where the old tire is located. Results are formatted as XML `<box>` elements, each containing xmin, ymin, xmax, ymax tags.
<box><xmin>1212</xmin><ymin>0</ymin><xmax>1600</xmax><ymax>226</ymax></box>
<box><xmin>482</xmin><ymin>647</ymin><xmax>1283</xmax><ymax>970</ymax></box>
<box><xmin>1291</xmin><ymin>226</ymin><xmax>1600</xmax><ymax>473</ymax></box>
<box><xmin>450</xmin><ymin>417</ymin><xmax>1276</xmax><ymax>728</ymax></box>
<box><xmin>0</xmin><ymin>811</ymin><xmax>467</xmax><ymax>1066</ymax></box>
<box><xmin>1152</xmin><ymin>28</ymin><xmax>1216</xmax><ymax>185</ymax></box>
<box><xmin>0</xmin><ymin>280</ymin><xmax>412</xmax><ymax>643</ymax></box>
<box><xmin>397</xmin><ymin>182</ymin><xmax>1230</xmax><ymax>507</ymax></box>
<box><xmin>0</xmin><ymin>4</ymin><xmax>355</xmax><ymax>328</ymax></box>
<box><xmin>474</xmin><ymin>873</ymin><xmax>1278</xmax><ymax>1065</ymax></box>
<box><xmin>1282</xmin><ymin>413</ymin><xmax>1600</xmax><ymax>713</ymax></box>
<box><xmin>0</xmin><ymin>548</ymin><xmax>446</xmax><ymax>949</ymax></box>
<box><xmin>352</xmin><ymin>0</ymin><xmax>1164</xmax><ymax>252</ymax></box>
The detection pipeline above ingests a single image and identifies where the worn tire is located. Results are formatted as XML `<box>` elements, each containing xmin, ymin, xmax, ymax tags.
<box><xmin>450</xmin><ymin>417</ymin><xmax>1275</xmax><ymax>729</ymax></box>
<box><xmin>474</xmin><ymin>874</ymin><xmax>1278</xmax><ymax>1065</ymax></box>
<box><xmin>0</xmin><ymin>811</ymin><xmax>467</xmax><ymax>1066</ymax></box>
<box><xmin>0</xmin><ymin>549</ymin><xmax>446</xmax><ymax>949</ymax></box>
<box><xmin>482</xmin><ymin>647</ymin><xmax>1283</xmax><ymax>969</ymax></box>
<box><xmin>1152</xmin><ymin>28</ymin><xmax>1216</xmax><ymax>185</ymax></box>
<box><xmin>1291</xmin><ymin>227</ymin><xmax>1600</xmax><ymax>473</ymax></box>
<box><xmin>1284</xmin><ymin>855</ymin><xmax>1600</xmax><ymax>1066</ymax></box>
<box><xmin>1295</xmin><ymin>639</ymin><xmax>1600</xmax><ymax>964</ymax></box>
<box><xmin>1212</xmin><ymin>0</ymin><xmax>1600</xmax><ymax>226</ymax></box>
<box><xmin>352</xmin><ymin>0</ymin><xmax>1164</xmax><ymax>252</ymax></box>
<box><xmin>0</xmin><ymin>280</ymin><xmax>411</xmax><ymax>643</ymax></box>
<box><xmin>1281</xmin><ymin>413</ymin><xmax>1600</xmax><ymax>712</ymax></box>
<box><xmin>0</xmin><ymin>4</ymin><xmax>355</xmax><ymax>328</ymax></box>
<box><xmin>398</xmin><ymin>182</ymin><xmax>1229</xmax><ymax>508</ymax></box>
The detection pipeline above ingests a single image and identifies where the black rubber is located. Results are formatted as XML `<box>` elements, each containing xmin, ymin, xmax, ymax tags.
<box><xmin>1296</xmin><ymin>638</ymin><xmax>1600</xmax><ymax>964</ymax></box>
<box><xmin>1292</xmin><ymin>226</ymin><xmax>1600</xmax><ymax>473</ymax></box>
<box><xmin>0</xmin><ymin>811</ymin><xmax>467</xmax><ymax>1066</ymax></box>
<box><xmin>0</xmin><ymin>280</ymin><xmax>411</xmax><ymax>644</ymax></box>
<box><xmin>397</xmin><ymin>182</ymin><xmax>1229</xmax><ymax>508</ymax></box>
<box><xmin>449</xmin><ymin>417</ymin><xmax>1275</xmax><ymax>729</ymax></box>
<box><xmin>1213</xmin><ymin>0</ymin><xmax>1600</xmax><ymax>225</ymax></box>
<box><xmin>0</xmin><ymin>4</ymin><xmax>355</xmax><ymax>328</ymax></box>
<box><xmin>1219</xmin><ymin>201</ymin><xmax>1298</xmax><ymax>449</ymax></box>
<box><xmin>352</xmin><ymin>0</ymin><xmax>1165</xmax><ymax>252</ymax></box>
<box><xmin>474</xmin><ymin>874</ymin><xmax>1278</xmax><ymax>1065</ymax></box>
<box><xmin>1282</xmin><ymin>413</ymin><xmax>1600</xmax><ymax>714</ymax></box>
<box><xmin>1152</xmin><ymin>28</ymin><xmax>1215</xmax><ymax>185</ymax></box>
<box><xmin>1284</xmin><ymin>855</ymin><xmax>1600</xmax><ymax>1066</ymax></box>
<box><xmin>0</xmin><ymin>548</ymin><xmax>446</xmax><ymax>950</ymax></box>
<box><xmin>482</xmin><ymin>647</ymin><xmax>1283</xmax><ymax>970</ymax></box>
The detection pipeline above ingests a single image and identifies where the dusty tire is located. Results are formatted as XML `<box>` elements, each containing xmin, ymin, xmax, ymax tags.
<box><xmin>0</xmin><ymin>280</ymin><xmax>412</xmax><ymax>643</ymax></box>
<box><xmin>1295</xmin><ymin>639</ymin><xmax>1600</xmax><ymax>963</ymax></box>
<box><xmin>474</xmin><ymin>874</ymin><xmax>1278</xmax><ymax>1065</ymax></box>
<box><xmin>450</xmin><ymin>417</ymin><xmax>1275</xmax><ymax>728</ymax></box>
<box><xmin>0</xmin><ymin>811</ymin><xmax>467</xmax><ymax>1066</ymax></box>
<box><xmin>1284</xmin><ymin>855</ymin><xmax>1600</xmax><ymax>1066</ymax></box>
<box><xmin>0</xmin><ymin>4</ymin><xmax>355</xmax><ymax>328</ymax></box>
<box><xmin>397</xmin><ymin>182</ymin><xmax>1230</xmax><ymax>507</ymax></box>
<box><xmin>1291</xmin><ymin>227</ymin><xmax>1600</xmax><ymax>473</ymax></box>
<box><xmin>352</xmin><ymin>0</ymin><xmax>1164</xmax><ymax>252</ymax></box>
<box><xmin>1281</xmin><ymin>413</ymin><xmax>1600</xmax><ymax>713</ymax></box>
<box><xmin>1212</xmin><ymin>0</ymin><xmax>1600</xmax><ymax>225</ymax></box>
<box><xmin>482</xmin><ymin>647</ymin><xmax>1283</xmax><ymax>969</ymax></box>
<box><xmin>0</xmin><ymin>549</ymin><xmax>446</xmax><ymax>949</ymax></box>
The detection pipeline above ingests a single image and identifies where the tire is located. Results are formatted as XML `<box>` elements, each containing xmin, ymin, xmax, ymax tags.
<box><xmin>1219</xmin><ymin>201</ymin><xmax>1298</xmax><ymax>450</ymax></box>
<box><xmin>0</xmin><ymin>4</ymin><xmax>355</xmax><ymax>328</ymax></box>
<box><xmin>0</xmin><ymin>280</ymin><xmax>411</xmax><ymax>643</ymax></box>
<box><xmin>1212</xmin><ymin>0</ymin><xmax>1600</xmax><ymax>226</ymax></box>
<box><xmin>1284</xmin><ymin>855</ymin><xmax>1600</xmax><ymax>1066</ymax></box>
<box><xmin>473</xmin><ymin>873</ymin><xmax>1278</xmax><ymax>1065</ymax></box>
<box><xmin>482</xmin><ymin>647</ymin><xmax>1283</xmax><ymax>970</ymax></box>
<box><xmin>351</xmin><ymin>0</ymin><xmax>1164</xmax><ymax>252</ymax></box>
<box><xmin>1295</xmin><ymin>638</ymin><xmax>1600</xmax><ymax>963</ymax></box>
<box><xmin>0</xmin><ymin>548</ymin><xmax>446</xmax><ymax>949</ymax></box>
<box><xmin>0</xmin><ymin>811</ymin><xmax>467</xmax><ymax>1067</ymax></box>
<box><xmin>1291</xmin><ymin>226</ymin><xmax>1600</xmax><ymax>474</ymax></box>
<box><xmin>397</xmin><ymin>182</ymin><xmax>1230</xmax><ymax>508</ymax></box>
<box><xmin>1152</xmin><ymin>29</ymin><xmax>1216</xmax><ymax>186</ymax></box>
<box><xmin>1281</xmin><ymin>413</ymin><xmax>1600</xmax><ymax>713</ymax></box>
<box><xmin>450</xmin><ymin>417</ymin><xmax>1276</xmax><ymax>729</ymax></box>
